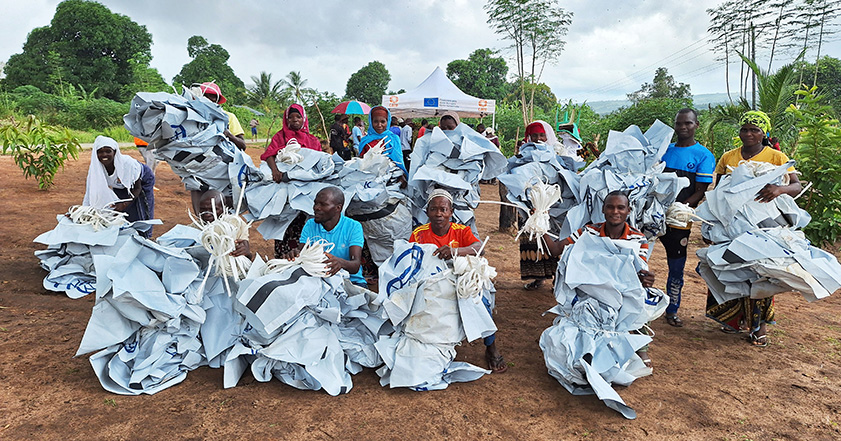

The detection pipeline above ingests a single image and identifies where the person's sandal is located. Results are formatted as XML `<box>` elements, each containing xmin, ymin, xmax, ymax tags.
<box><xmin>665</xmin><ymin>315</ymin><xmax>684</xmax><ymax>327</ymax></box>
<box><xmin>524</xmin><ymin>279</ymin><xmax>543</xmax><ymax>291</ymax></box>
<box><xmin>720</xmin><ymin>325</ymin><xmax>742</xmax><ymax>334</ymax></box>
<box><xmin>749</xmin><ymin>332</ymin><xmax>768</xmax><ymax>347</ymax></box>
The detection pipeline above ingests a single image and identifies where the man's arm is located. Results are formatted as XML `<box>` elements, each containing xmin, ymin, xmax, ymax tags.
<box><xmin>542</xmin><ymin>234</ymin><xmax>573</xmax><ymax>257</ymax></box>
<box><xmin>432</xmin><ymin>240</ymin><xmax>481</xmax><ymax>260</ymax></box>
<box><xmin>684</xmin><ymin>182</ymin><xmax>710</xmax><ymax>207</ymax></box>
<box><xmin>225</xmin><ymin>130</ymin><xmax>247</xmax><ymax>151</ymax></box>
<box><xmin>325</xmin><ymin>245</ymin><xmax>362</xmax><ymax>275</ymax></box>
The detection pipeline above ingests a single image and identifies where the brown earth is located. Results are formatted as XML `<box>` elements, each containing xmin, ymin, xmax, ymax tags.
<box><xmin>1</xmin><ymin>147</ymin><xmax>840</xmax><ymax>441</ymax></box>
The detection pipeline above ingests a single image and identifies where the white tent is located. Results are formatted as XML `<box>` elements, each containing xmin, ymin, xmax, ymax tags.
<box><xmin>381</xmin><ymin>67</ymin><xmax>496</xmax><ymax>119</ymax></box>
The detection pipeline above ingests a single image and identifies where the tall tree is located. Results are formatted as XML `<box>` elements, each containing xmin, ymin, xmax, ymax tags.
<box><xmin>280</xmin><ymin>71</ymin><xmax>310</xmax><ymax>105</ymax></box>
<box><xmin>246</xmin><ymin>71</ymin><xmax>284</xmax><ymax>109</ymax></box>
<box><xmin>485</xmin><ymin>0</ymin><xmax>572</xmax><ymax>123</ymax></box>
<box><xmin>344</xmin><ymin>61</ymin><xmax>390</xmax><ymax>105</ymax></box>
<box><xmin>627</xmin><ymin>67</ymin><xmax>692</xmax><ymax>103</ymax></box>
<box><xmin>446</xmin><ymin>48</ymin><xmax>509</xmax><ymax>101</ymax></box>
<box><xmin>172</xmin><ymin>35</ymin><xmax>245</xmax><ymax>103</ymax></box>
<box><xmin>795</xmin><ymin>55</ymin><xmax>841</xmax><ymax>115</ymax></box>
<box><xmin>3</xmin><ymin>0</ymin><xmax>153</xmax><ymax>101</ymax></box>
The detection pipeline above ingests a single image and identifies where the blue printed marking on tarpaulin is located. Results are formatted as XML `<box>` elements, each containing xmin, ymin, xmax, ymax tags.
<box><xmin>170</xmin><ymin>124</ymin><xmax>187</xmax><ymax>140</ymax></box>
<box><xmin>644</xmin><ymin>287</ymin><xmax>663</xmax><ymax>306</ymax></box>
<box><xmin>67</xmin><ymin>280</ymin><xmax>95</xmax><ymax>295</ymax></box>
<box><xmin>386</xmin><ymin>245</ymin><xmax>425</xmax><ymax>296</ymax></box>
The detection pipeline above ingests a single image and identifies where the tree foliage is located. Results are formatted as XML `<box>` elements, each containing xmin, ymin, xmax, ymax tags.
<box><xmin>280</xmin><ymin>71</ymin><xmax>310</xmax><ymax>105</ymax></box>
<box><xmin>344</xmin><ymin>61</ymin><xmax>390</xmax><ymax>105</ymax></box>
<box><xmin>787</xmin><ymin>85</ymin><xmax>841</xmax><ymax>245</ymax></box>
<box><xmin>795</xmin><ymin>55</ymin><xmax>841</xmax><ymax>116</ymax></box>
<box><xmin>246</xmin><ymin>71</ymin><xmax>285</xmax><ymax>112</ymax></box>
<box><xmin>485</xmin><ymin>0</ymin><xmax>572</xmax><ymax>123</ymax></box>
<box><xmin>3</xmin><ymin>0</ymin><xmax>153</xmax><ymax>101</ymax></box>
<box><xmin>627</xmin><ymin>67</ymin><xmax>692</xmax><ymax>103</ymax></box>
<box><xmin>172</xmin><ymin>36</ymin><xmax>245</xmax><ymax>104</ymax></box>
<box><xmin>0</xmin><ymin>115</ymin><xmax>81</xmax><ymax>189</ymax></box>
<box><xmin>446</xmin><ymin>49</ymin><xmax>509</xmax><ymax>101</ymax></box>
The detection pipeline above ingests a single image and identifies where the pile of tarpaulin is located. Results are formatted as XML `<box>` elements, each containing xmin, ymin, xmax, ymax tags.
<box><xmin>539</xmin><ymin>232</ymin><xmax>667</xmax><ymax>420</ymax></box>
<box><xmin>497</xmin><ymin>141</ymin><xmax>581</xmax><ymax>236</ymax></box>
<box><xmin>408</xmin><ymin>125</ymin><xmax>506</xmax><ymax>236</ymax></box>
<box><xmin>563</xmin><ymin>120</ymin><xmax>689</xmax><ymax>241</ymax></box>
<box><xmin>695</xmin><ymin>160</ymin><xmax>841</xmax><ymax>304</ymax></box>
<box><xmin>373</xmin><ymin>240</ymin><xmax>495</xmax><ymax>390</ymax></box>
<box><xmin>123</xmin><ymin>88</ymin><xmax>239</xmax><ymax>196</ymax></box>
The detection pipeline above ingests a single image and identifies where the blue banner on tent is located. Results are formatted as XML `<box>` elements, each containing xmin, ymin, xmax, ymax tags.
<box><xmin>423</xmin><ymin>98</ymin><xmax>438</xmax><ymax>107</ymax></box>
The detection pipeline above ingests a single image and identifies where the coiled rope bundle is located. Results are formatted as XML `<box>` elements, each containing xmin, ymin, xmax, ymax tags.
<box><xmin>665</xmin><ymin>202</ymin><xmax>704</xmax><ymax>228</ymax></box>
<box><xmin>515</xmin><ymin>182</ymin><xmax>562</xmax><ymax>255</ymax></box>
<box><xmin>261</xmin><ymin>239</ymin><xmax>334</xmax><ymax>277</ymax></box>
<box><xmin>67</xmin><ymin>205</ymin><xmax>128</xmax><ymax>231</ymax></box>
<box><xmin>277</xmin><ymin>139</ymin><xmax>304</xmax><ymax>164</ymax></box>
<box><xmin>452</xmin><ymin>237</ymin><xmax>496</xmax><ymax>300</ymax></box>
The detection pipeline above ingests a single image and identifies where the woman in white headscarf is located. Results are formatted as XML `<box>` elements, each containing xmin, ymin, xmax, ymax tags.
<box><xmin>83</xmin><ymin>136</ymin><xmax>156</xmax><ymax>236</ymax></box>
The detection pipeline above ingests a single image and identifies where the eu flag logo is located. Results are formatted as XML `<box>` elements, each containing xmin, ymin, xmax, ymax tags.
<box><xmin>423</xmin><ymin>98</ymin><xmax>438</xmax><ymax>107</ymax></box>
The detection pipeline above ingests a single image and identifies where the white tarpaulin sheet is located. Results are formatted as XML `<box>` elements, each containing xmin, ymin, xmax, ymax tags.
<box><xmin>540</xmin><ymin>232</ymin><xmax>667</xmax><ymax>419</ymax></box>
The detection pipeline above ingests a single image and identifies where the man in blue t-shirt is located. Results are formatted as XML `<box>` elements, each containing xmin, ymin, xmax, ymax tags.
<box><xmin>293</xmin><ymin>186</ymin><xmax>367</xmax><ymax>287</ymax></box>
<box><xmin>658</xmin><ymin>108</ymin><xmax>715</xmax><ymax>327</ymax></box>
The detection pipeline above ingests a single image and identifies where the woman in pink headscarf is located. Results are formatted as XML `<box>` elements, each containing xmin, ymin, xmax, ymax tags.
<box><xmin>261</xmin><ymin>103</ymin><xmax>322</xmax><ymax>183</ymax></box>
<box><xmin>261</xmin><ymin>103</ymin><xmax>323</xmax><ymax>258</ymax></box>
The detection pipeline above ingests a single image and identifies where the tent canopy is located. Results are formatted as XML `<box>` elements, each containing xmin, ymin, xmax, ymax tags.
<box><xmin>381</xmin><ymin>67</ymin><xmax>496</xmax><ymax>119</ymax></box>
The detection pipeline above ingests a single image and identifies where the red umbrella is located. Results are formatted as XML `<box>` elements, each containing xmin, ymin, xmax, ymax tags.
<box><xmin>331</xmin><ymin>100</ymin><xmax>371</xmax><ymax>114</ymax></box>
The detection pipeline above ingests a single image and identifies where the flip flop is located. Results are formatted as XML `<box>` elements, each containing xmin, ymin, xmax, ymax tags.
<box><xmin>749</xmin><ymin>332</ymin><xmax>768</xmax><ymax>347</ymax></box>
<box><xmin>523</xmin><ymin>280</ymin><xmax>543</xmax><ymax>291</ymax></box>
<box><xmin>720</xmin><ymin>325</ymin><xmax>742</xmax><ymax>334</ymax></box>
<box><xmin>486</xmin><ymin>353</ymin><xmax>508</xmax><ymax>374</ymax></box>
<box><xmin>665</xmin><ymin>315</ymin><xmax>684</xmax><ymax>327</ymax></box>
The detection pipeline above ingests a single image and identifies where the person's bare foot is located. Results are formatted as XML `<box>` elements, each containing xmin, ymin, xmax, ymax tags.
<box><xmin>485</xmin><ymin>343</ymin><xmax>508</xmax><ymax>373</ymax></box>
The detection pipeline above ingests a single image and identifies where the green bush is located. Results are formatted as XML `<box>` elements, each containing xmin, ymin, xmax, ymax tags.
<box><xmin>0</xmin><ymin>115</ymin><xmax>81</xmax><ymax>189</ymax></box>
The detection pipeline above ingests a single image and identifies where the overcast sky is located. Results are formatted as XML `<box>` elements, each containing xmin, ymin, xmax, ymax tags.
<box><xmin>1</xmin><ymin>0</ymin><xmax>837</xmax><ymax>103</ymax></box>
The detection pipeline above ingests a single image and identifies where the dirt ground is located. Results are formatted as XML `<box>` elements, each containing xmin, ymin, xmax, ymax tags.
<box><xmin>1</xmin><ymin>147</ymin><xmax>840</xmax><ymax>441</ymax></box>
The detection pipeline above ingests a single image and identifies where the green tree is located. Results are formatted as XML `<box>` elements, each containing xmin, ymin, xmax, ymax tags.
<box><xmin>280</xmin><ymin>71</ymin><xmax>310</xmax><ymax>105</ymax></box>
<box><xmin>504</xmin><ymin>81</ymin><xmax>557</xmax><ymax>114</ymax></box>
<box><xmin>627</xmin><ymin>67</ymin><xmax>692</xmax><ymax>103</ymax></box>
<box><xmin>485</xmin><ymin>0</ymin><xmax>573</xmax><ymax>124</ymax></box>
<box><xmin>590</xmin><ymin>98</ymin><xmax>692</xmax><ymax>150</ymax></box>
<box><xmin>787</xmin><ymin>85</ymin><xmax>841</xmax><ymax>245</ymax></box>
<box><xmin>446</xmin><ymin>48</ymin><xmax>509</xmax><ymax>101</ymax></box>
<box><xmin>120</xmin><ymin>54</ymin><xmax>170</xmax><ymax>98</ymax></box>
<box><xmin>3</xmin><ymin>0</ymin><xmax>153</xmax><ymax>101</ymax></box>
<box><xmin>0</xmin><ymin>115</ymin><xmax>81</xmax><ymax>189</ymax></box>
<box><xmin>246</xmin><ymin>71</ymin><xmax>285</xmax><ymax>111</ymax></box>
<box><xmin>795</xmin><ymin>56</ymin><xmax>841</xmax><ymax>115</ymax></box>
<box><xmin>344</xmin><ymin>61</ymin><xmax>390</xmax><ymax>105</ymax></box>
<box><xmin>172</xmin><ymin>36</ymin><xmax>245</xmax><ymax>103</ymax></box>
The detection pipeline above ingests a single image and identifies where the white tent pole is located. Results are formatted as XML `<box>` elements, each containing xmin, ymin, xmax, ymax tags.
<box><xmin>492</xmin><ymin>112</ymin><xmax>496</xmax><ymax>129</ymax></box>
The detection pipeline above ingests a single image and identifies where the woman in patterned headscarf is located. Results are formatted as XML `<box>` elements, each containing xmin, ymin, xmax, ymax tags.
<box><xmin>705</xmin><ymin>110</ymin><xmax>802</xmax><ymax>347</ymax></box>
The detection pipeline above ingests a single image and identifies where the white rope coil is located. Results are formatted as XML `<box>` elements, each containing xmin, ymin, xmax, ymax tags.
<box><xmin>67</xmin><ymin>205</ymin><xmax>128</xmax><ymax>231</ymax></box>
<box><xmin>665</xmin><ymin>202</ymin><xmax>705</xmax><ymax>228</ymax></box>
<box><xmin>452</xmin><ymin>237</ymin><xmax>496</xmax><ymax>300</ymax></box>
<box><xmin>277</xmin><ymin>139</ymin><xmax>303</xmax><ymax>164</ymax></box>
<box><xmin>262</xmin><ymin>239</ymin><xmax>335</xmax><ymax>277</ymax></box>
<box><xmin>358</xmin><ymin>138</ymin><xmax>389</xmax><ymax>172</ymax></box>
<box><xmin>515</xmin><ymin>182</ymin><xmax>562</xmax><ymax>255</ymax></box>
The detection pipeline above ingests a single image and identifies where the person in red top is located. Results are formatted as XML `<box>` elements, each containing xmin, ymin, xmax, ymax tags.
<box><xmin>542</xmin><ymin>190</ymin><xmax>656</xmax><ymax>367</ymax></box>
<box><xmin>409</xmin><ymin>188</ymin><xmax>507</xmax><ymax>373</ymax></box>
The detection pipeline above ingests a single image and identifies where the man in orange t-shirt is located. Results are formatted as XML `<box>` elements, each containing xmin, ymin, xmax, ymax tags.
<box><xmin>409</xmin><ymin>188</ymin><xmax>507</xmax><ymax>373</ymax></box>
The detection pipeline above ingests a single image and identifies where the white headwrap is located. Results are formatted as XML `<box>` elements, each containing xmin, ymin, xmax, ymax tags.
<box><xmin>83</xmin><ymin>136</ymin><xmax>142</xmax><ymax>208</ymax></box>
<box><xmin>530</xmin><ymin>120</ymin><xmax>560</xmax><ymax>146</ymax></box>
<box><xmin>426</xmin><ymin>188</ymin><xmax>454</xmax><ymax>207</ymax></box>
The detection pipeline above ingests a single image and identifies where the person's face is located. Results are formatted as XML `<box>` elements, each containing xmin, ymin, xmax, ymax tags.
<box><xmin>199</xmin><ymin>197</ymin><xmax>225</xmax><ymax>223</ymax></box>
<box><xmin>426</xmin><ymin>197</ymin><xmax>453</xmax><ymax>230</ymax></box>
<box><xmin>739</xmin><ymin>123</ymin><xmax>764</xmax><ymax>148</ymax></box>
<box><xmin>313</xmin><ymin>191</ymin><xmax>342</xmax><ymax>225</ymax></box>
<box><xmin>204</xmin><ymin>93</ymin><xmax>220</xmax><ymax>104</ymax></box>
<box><xmin>529</xmin><ymin>132</ymin><xmax>548</xmax><ymax>143</ymax></box>
<box><xmin>287</xmin><ymin>112</ymin><xmax>304</xmax><ymax>131</ymax></box>
<box><xmin>602</xmin><ymin>194</ymin><xmax>631</xmax><ymax>228</ymax></box>
<box><xmin>371</xmin><ymin>112</ymin><xmax>388</xmax><ymax>134</ymax></box>
<box><xmin>440</xmin><ymin>116</ymin><xmax>457</xmax><ymax>131</ymax></box>
<box><xmin>674</xmin><ymin>112</ymin><xmax>699</xmax><ymax>141</ymax></box>
<box><xmin>97</xmin><ymin>147</ymin><xmax>115</xmax><ymax>167</ymax></box>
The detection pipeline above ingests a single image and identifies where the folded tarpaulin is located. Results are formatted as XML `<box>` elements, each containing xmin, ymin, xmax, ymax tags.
<box><xmin>374</xmin><ymin>240</ymin><xmax>493</xmax><ymax>390</ymax></box>
<box><xmin>34</xmin><ymin>214</ymin><xmax>162</xmax><ymax>298</ymax></box>
<box><xmin>694</xmin><ymin>163</ymin><xmax>841</xmax><ymax>304</ymax></box>
<box><xmin>76</xmin><ymin>234</ymin><xmax>207</xmax><ymax>395</ymax></box>
<box><xmin>562</xmin><ymin>120</ymin><xmax>688</xmax><ymax>241</ymax></box>
<box><xmin>124</xmin><ymin>89</ymin><xmax>238</xmax><ymax>194</ymax></box>
<box><xmin>224</xmin><ymin>256</ymin><xmax>385</xmax><ymax>395</ymax></box>
<box><xmin>540</xmin><ymin>232</ymin><xmax>668</xmax><ymax>419</ymax></box>
<box><xmin>227</xmin><ymin>148</ymin><xmax>340</xmax><ymax>241</ymax></box>
<box><xmin>408</xmin><ymin>125</ymin><xmax>506</xmax><ymax>235</ymax></box>
<box><xmin>497</xmin><ymin>142</ymin><xmax>581</xmax><ymax>233</ymax></box>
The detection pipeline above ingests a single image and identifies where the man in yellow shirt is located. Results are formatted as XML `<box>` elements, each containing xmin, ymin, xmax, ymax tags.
<box><xmin>196</xmin><ymin>82</ymin><xmax>247</xmax><ymax>151</ymax></box>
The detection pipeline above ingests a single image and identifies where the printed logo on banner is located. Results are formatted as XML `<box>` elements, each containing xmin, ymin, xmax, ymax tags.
<box><xmin>478</xmin><ymin>99</ymin><xmax>488</xmax><ymax>112</ymax></box>
<box><xmin>423</xmin><ymin>98</ymin><xmax>439</xmax><ymax>108</ymax></box>
<box><xmin>388</xmin><ymin>95</ymin><xmax>399</xmax><ymax>108</ymax></box>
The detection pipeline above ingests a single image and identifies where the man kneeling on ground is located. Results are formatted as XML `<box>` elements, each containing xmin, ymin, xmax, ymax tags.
<box><xmin>409</xmin><ymin>188</ymin><xmax>508</xmax><ymax>374</ymax></box>
<box><xmin>285</xmin><ymin>186</ymin><xmax>367</xmax><ymax>288</ymax></box>
<box><xmin>197</xmin><ymin>190</ymin><xmax>252</xmax><ymax>259</ymax></box>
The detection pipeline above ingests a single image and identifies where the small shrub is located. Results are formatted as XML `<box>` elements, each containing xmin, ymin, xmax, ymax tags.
<box><xmin>0</xmin><ymin>115</ymin><xmax>81</xmax><ymax>189</ymax></box>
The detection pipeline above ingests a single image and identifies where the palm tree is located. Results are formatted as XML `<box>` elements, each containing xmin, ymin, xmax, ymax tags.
<box><xmin>246</xmin><ymin>71</ymin><xmax>283</xmax><ymax>107</ymax></box>
<box><xmin>280</xmin><ymin>71</ymin><xmax>310</xmax><ymax>105</ymax></box>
